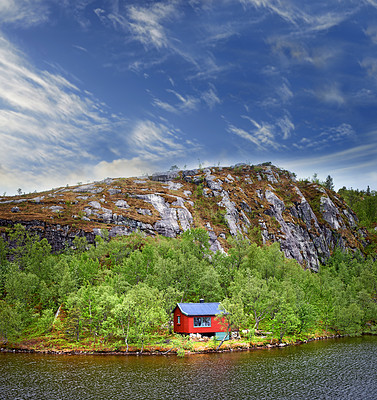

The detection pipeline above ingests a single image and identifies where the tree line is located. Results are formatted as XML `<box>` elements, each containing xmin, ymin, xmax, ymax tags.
<box><xmin>338</xmin><ymin>186</ymin><xmax>377</xmax><ymax>229</ymax></box>
<box><xmin>0</xmin><ymin>224</ymin><xmax>376</xmax><ymax>348</ymax></box>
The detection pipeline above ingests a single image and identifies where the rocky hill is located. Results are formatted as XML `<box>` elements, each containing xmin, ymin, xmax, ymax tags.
<box><xmin>0</xmin><ymin>163</ymin><xmax>368</xmax><ymax>271</ymax></box>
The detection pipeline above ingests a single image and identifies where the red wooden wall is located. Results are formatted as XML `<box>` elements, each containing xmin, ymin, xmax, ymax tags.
<box><xmin>173</xmin><ymin>307</ymin><xmax>226</xmax><ymax>334</ymax></box>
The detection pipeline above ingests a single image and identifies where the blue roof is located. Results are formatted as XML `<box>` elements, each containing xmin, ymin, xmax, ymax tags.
<box><xmin>176</xmin><ymin>302</ymin><xmax>223</xmax><ymax>316</ymax></box>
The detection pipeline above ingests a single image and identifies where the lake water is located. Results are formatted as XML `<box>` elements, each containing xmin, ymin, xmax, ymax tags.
<box><xmin>1</xmin><ymin>336</ymin><xmax>377</xmax><ymax>399</ymax></box>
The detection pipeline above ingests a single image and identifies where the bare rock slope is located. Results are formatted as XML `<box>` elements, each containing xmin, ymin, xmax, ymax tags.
<box><xmin>0</xmin><ymin>164</ymin><xmax>367</xmax><ymax>271</ymax></box>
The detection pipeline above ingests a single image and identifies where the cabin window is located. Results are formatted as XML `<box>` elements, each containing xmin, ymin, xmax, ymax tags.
<box><xmin>177</xmin><ymin>315</ymin><xmax>181</xmax><ymax>324</ymax></box>
<box><xmin>193</xmin><ymin>317</ymin><xmax>211</xmax><ymax>328</ymax></box>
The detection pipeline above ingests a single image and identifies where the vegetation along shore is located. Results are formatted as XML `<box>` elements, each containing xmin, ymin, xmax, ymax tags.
<box><xmin>0</xmin><ymin>166</ymin><xmax>376</xmax><ymax>356</ymax></box>
<box><xmin>1</xmin><ymin>225</ymin><xmax>376</xmax><ymax>356</ymax></box>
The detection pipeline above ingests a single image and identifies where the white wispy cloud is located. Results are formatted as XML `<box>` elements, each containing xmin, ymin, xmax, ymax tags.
<box><xmin>269</xmin><ymin>38</ymin><xmax>309</xmax><ymax>64</ymax></box>
<box><xmin>228</xmin><ymin>116</ymin><xmax>280</xmax><ymax>150</ymax></box>
<box><xmin>153</xmin><ymin>89</ymin><xmax>203</xmax><ymax>114</ymax></box>
<box><xmin>153</xmin><ymin>85</ymin><xmax>221</xmax><ymax>114</ymax></box>
<box><xmin>197</xmin><ymin>16</ymin><xmax>240</xmax><ymax>46</ymax></box>
<box><xmin>0</xmin><ymin>31</ymin><xmax>200</xmax><ymax>194</ymax></box>
<box><xmin>0</xmin><ymin>0</ymin><xmax>50</xmax><ymax>27</ymax></box>
<box><xmin>240</xmin><ymin>0</ymin><xmax>298</xmax><ymax>25</ymax></box>
<box><xmin>321</xmin><ymin>123</ymin><xmax>356</xmax><ymax>141</ymax></box>
<box><xmin>363</xmin><ymin>0</ymin><xmax>377</xmax><ymax>9</ymax></box>
<box><xmin>72</xmin><ymin>44</ymin><xmax>88</xmax><ymax>53</ymax></box>
<box><xmin>188</xmin><ymin>0</ymin><xmax>217</xmax><ymax>11</ymax></box>
<box><xmin>360</xmin><ymin>57</ymin><xmax>377</xmax><ymax>77</ymax></box>
<box><xmin>153</xmin><ymin>99</ymin><xmax>179</xmax><ymax>114</ymax></box>
<box><xmin>315</xmin><ymin>84</ymin><xmax>346</xmax><ymax>106</ymax></box>
<box><xmin>268</xmin><ymin>35</ymin><xmax>343</xmax><ymax>72</ymax></box>
<box><xmin>240</xmin><ymin>0</ymin><xmax>356</xmax><ymax>33</ymax></box>
<box><xmin>91</xmin><ymin>157</ymin><xmax>154</xmax><ymax>179</ymax></box>
<box><xmin>201</xmin><ymin>85</ymin><xmax>221</xmax><ymax>109</ymax></box>
<box><xmin>90</xmin><ymin>1</ymin><xmax>236</xmax><ymax>81</ymax></box>
<box><xmin>126</xmin><ymin>1</ymin><xmax>179</xmax><ymax>49</ymax></box>
<box><xmin>352</xmin><ymin>88</ymin><xmax>377</xmax><ymax>105</ymax></box>
<box><xmin>187</xmin><ymin>55</ymin><xmax>231</xmax><ymax>80</ymax></box>
<box><xmin>167</xmin><ymin>89</ymin><xmax>200</xmax><ymax>112</ymax></box>
<box><xmin>93</xmin><ymin>2</ymin><xmax>205</xmax><ymax>71</ymax></box>
<box><xmin>261</xmin><ymin>79</ymin><xmax>294</xmax><ymax>108</ymax></box>
<box><xmin>128</xmin><ymin>119</ymin><xmax>200</xmax><ymax>161</ymax></box>
<box><xmin>0</xmin><ymin>33</ymin><xmax>127</xmax><ymax>193</ymax></box>
<box><xmin>227</xmin><ymin>124</ymin><xmax>263</xmax><ymax>148</ymax></box>
<box><xmin>277</xmin><ymin>80</ymin><xmax>293</xmax><ymax>103</ymax></box>
<box><xmin>276</xmin><ymin>115</ymin><xmax>295</xmax><ymax>139</ymax></box>
<box><xmin>93</xmin><ymin>8</ymin><xmax>107</xmax><ymax>23</ymax></box>
<box><xmin>293</xmin><ymin>123</ymin><xmax>356</xmax><ymax>150</ymax></box>
<box><xmin>364</xmin><ymin>25</ymin><xmax>377</xmax><ymax>44</ymax></box>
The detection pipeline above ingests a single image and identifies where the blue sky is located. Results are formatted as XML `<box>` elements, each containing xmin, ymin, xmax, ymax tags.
<box><xmin>1</xmin><ymin>0</ymin><xmax>377</xmax><ymax>195</ymax></box>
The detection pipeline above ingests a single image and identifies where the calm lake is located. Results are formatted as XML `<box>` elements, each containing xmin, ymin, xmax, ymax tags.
<box><xmin>1</xmin><ymin>336</ymin><xmax>377</xmax><ymax>399</ymax></box>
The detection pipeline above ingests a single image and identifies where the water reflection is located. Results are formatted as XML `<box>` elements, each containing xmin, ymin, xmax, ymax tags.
<box><xmin>1</xmin><ymin>336</ymin><xmax>377</xmax><ymax>399</ymax></box>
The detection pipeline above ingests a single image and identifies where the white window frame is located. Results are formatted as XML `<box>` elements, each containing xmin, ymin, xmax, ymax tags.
<box><xmin>193</xmin><ymin>316</ymin><xmax>211</xmax><ymax>328</ymax></box>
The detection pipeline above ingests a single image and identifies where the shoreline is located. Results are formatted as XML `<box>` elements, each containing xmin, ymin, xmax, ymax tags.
<box><xmin>0</xmin><ymin>333</ymin><xmax>351</xmax><ymax>356</ymax></box>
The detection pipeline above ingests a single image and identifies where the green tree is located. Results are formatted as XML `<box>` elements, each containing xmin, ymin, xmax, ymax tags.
<box><xmin>5</xmin><ymin>264</ymin><xmax>40</xmax><ymax>309</ymax></box>
<box><xmin>0</xmin><ymin>237</ymin><xmax>9</xmax><ymax>296</ymax></box>
<box><xmin>119</xmin><ymin>283</ymin><xmax>167</xmax><ymax>352</ymax></box>
<box><xmin>271</xmin><ymin>281</ymin><xmax>300</xmax><ymax>341</ymax></box>
<box><xmin>25</xmin><ymin>238</ymin><xmax>52</xmax><ymax>282</ymax></box>
<box><xmin>72</xmin><ymin>236</ymin><xmax>90</xmax><ymax>253</ymax></box>
<box><xmin>228</xmin><ymin>233</ymin><xmax>251</xmax><ymax>271</ymax></box>
<box><xmin>161</xmin><ymin>286</ymin><xmax>183</xmax><ymax>333</ymax></box>
<box><xmin>148</xmin><ymin>253</ymin><xmax>213</xmax><ymax>302</ymax></box>
<box><xmin>180</xmin><ymin>228</ymin><xmax>211</xmax><ymax>260</ymax></box>
<box><xmin>216</xmin><ymin>297</ymin><xmax>246</xmax><ymax>349</ymax></box>
<box><xmin>7</xmin><ymin>224</ymin><xmax>39</xmax><ymax>270</ymax></box>
<box><xmin>68</xmin><ymin>253</ymin><xmax>100</xmax><ymax>286</ymax></box>
<box><xmin>272</xmin><ymin>302</ymin><xmax>300</xmax><ymax>342</ymax></box>
<box><xmin>311</xmin><ymin>173</ymin><xmax>320</xmax><ymax>184</ymax></box>
<box><xmin>242</xmin><ymin>242</ymin><xmax>285</xmax><ymax>281</ymax></box>
<box><xmin>113</xmin><ymin>294</ymin><xmax>135</xmax><ymax>351</ymax></box>
<box><xmin>66</xmin><ymin>284</ymin><xmax>119</xmax><ymax>342</ymax></box>
<box><xmin>212</xmin><ymin>251</ymin><xmax>236</xmax><ymax>297</ymax></box>
<box><xmin>54</xmin><ymin>259</ymin><xmax>77</xmax><ymax>302</ymax></box>
<box><xmin>117</xmin><ymin>244</ymin><xmax>156</xmax><ymax>286</ymax></box>
<box><xmin>0</xmin><ymin>236</ymin><xmax>8</xmax><ymax>266</ymax></box>
<box><xmin>333</xmin><ymin>302</ymin><xmax>364</xmax><ymax>335</ymax></box>
<box><xmin>324</xmin><ymin>175</ymin><xmax>334</xmax><ymax>191</ymax></box>
<box><xmin>0</xmin><ymin>300</ymin><xmax>23</xmax><ymax>343</ymax></box>
<box><xmin>65</xmin><ymin>293</ymin><xmax>82</xmax><ymax>341</ymax></box>
<box><xmin>231</xmin><ymin>271</ymin><xmax>278</xmax><ymax>330</ymax></box>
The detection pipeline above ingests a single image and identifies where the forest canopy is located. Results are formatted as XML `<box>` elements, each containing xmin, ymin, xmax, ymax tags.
<box><xmin>0</xmin><ymin>224</ymin><xmax>376</xmax><ymax>349</ymax></box>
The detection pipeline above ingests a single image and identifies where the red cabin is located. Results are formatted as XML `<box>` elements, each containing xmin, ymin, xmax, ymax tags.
<box><xmin>173</xmin><ymin>301</ymin><xmax>227</xmax><ymax>335</ymax></box>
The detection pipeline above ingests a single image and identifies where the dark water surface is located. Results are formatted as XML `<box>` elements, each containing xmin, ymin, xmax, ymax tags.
<box><xmin>1</xmin><ymin>336</ymin><xmax>377</xmax><ymax>399</ymax></box>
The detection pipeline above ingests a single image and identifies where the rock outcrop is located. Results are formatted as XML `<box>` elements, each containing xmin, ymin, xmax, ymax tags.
<box><xmin>0</xmin><ymin>164</ymin><xmax>368</xmax><ymax>270</ymax></box>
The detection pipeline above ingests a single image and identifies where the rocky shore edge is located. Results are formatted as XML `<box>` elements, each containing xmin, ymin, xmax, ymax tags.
<box><xmin>1</xmin><ymin>334</ymin><xmax>349</xmax><ymax>356</ymax></box>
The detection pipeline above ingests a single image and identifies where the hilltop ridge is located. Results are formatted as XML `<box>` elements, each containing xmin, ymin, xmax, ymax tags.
<box><xmin>0</xmin><ymin>163</ymin><xmax>368</xmax><ymax>270</ymax></box>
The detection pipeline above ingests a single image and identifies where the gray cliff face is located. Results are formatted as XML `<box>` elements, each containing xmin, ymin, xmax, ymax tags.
<box><xmin>0</xmin><ymin>164</ymin><xmax>367</xmax><ymax>270</ymax></box>
<box><xmin>0</xmin><ymin>219</ymin><xmax>97</xmax><ymax>253</ymax></box>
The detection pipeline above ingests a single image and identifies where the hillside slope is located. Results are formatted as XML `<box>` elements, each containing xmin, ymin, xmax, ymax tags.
<box><xmin>0</xmin><ymin>163</ymin><xmax>368</xmax><ymax>271</ymax></box>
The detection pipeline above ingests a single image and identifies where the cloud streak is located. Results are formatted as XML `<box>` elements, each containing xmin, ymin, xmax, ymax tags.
<box><xmin>0</xmin><ymin>0</ymin><xmax>376</xmax><ymax>192</ymax></box>
<box><xmin>0</xmin><ymin>26</ymin><xmax>203</xmax><ymax>194</ymax></box>
<box><xmin>126</xmin><ymin>1</ymin><xmax>179</xmax><ymax>49</ymax></box>
<box><xmin>240</xmin><ymin>0</ymin><xmax>357</xmax><ymax>32</ymax></box>
<box><xmin>128</xmin><ymin>119</ymin><xmax>197</xmax><ymax>161</ymax></box>
<box><xmin>0</xmin><ymin>0</ymin><xmax>50</xmax><ymax>27</ymax></box>
<box><xmin>228</xmin><ymin>116</ymin><xmax>280</xmax><ymax>150</ymax></box>
<box><xmin>293</xmin><ymin>123</ymin><xmax>356</xmax><ymax>151</ymax></box>
<box><xmin>0</xmin><ymin>35</ymin><xmax>111</xmax><ymax>155</ymax></box>
<box><xmin>153</xmin><ymin>86</ymin><xmax>221</xmax><ymax>114</ymax></box>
